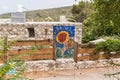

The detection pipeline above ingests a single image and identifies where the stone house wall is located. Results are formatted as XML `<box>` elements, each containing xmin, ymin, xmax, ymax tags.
<box><xmin>0</xmin><ymin>22</ymin><xmax>82</xmax><ymax>44</ymax></box>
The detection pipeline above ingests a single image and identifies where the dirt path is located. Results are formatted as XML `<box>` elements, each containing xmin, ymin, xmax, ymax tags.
<box><xmin>24</xmin><ymin>67</ymin><xmax>120</xmax><ymax>80</ymax></box>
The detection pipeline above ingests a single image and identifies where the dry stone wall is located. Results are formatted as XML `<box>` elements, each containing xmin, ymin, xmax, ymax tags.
<box><xmin>25</xmin><ymin>58</ymin><xmax>120</xmax><ymax>72</ymax></box>
<box><xmin>0</xmin><ymin>22</ymin><xmax>82</xmax><ymax>44</ymax></box>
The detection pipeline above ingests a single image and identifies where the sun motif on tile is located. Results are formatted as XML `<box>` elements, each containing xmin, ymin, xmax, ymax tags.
<box><xmin>56</xmin><ymin>31</ymin><xmax>69</xmax><ymax>44</ymax></box>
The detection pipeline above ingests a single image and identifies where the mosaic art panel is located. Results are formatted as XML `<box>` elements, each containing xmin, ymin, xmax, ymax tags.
<box><xmin>53</xmin><ymin>26</ymin><xmax>75</xmax><ymax>58</ymax></box>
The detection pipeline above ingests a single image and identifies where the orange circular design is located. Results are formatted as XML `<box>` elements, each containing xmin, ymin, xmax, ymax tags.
<box><xmin>56</xmin><ymin>31</ymin><xmax>69</xmax><ymax>44</ymax></box>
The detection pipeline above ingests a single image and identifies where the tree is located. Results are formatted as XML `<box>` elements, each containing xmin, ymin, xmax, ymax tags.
<box><xmin>82</xmin><ymin>0</ymin><xmax>120</xmax><ymax>43</ymax></box>
<box><xmin>82</xmin><ymin>17</ymin><xmax>99</xmax><ymax>43</ymax></box>
<box><xmin>71</xmin><ymin>1</ymin><xmax>96</xmax><ymax>43</ymax></box>
<box><xmin>93</xmin><ymin>0</ymin><xmax>120</xmax><ymax>36</ymax></box>
<box><xmin>71</xmin><ymin>1</ymin><xmax>94</xmax><ymax>22</ymax></box>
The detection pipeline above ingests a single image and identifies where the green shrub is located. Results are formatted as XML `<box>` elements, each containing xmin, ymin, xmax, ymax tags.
<box><xmin>82</xmin><ymin>32</ymin><xmax>98</xmax><ymax>43</ymax></box>
<box><xmin>95</xmin><ymin>39</ymin><xmax>120</xmax><ymax>53</ymax></box>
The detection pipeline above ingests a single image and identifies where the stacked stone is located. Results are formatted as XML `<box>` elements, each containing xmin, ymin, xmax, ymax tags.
<box><xmin>24</xmin><ymin>58</ymin><xmax>120</xmax><ymax>72</ymax></box>
<box><xmin>0</xmin><ymin>22</ymin><xmax>82</xmax><ymax>44</ymax></box>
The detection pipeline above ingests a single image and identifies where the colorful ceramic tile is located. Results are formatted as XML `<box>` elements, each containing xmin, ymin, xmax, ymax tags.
<box><xmin>53</xmin><ymin>26</ymin><xmax>75</xmax><ymax>58</ymax></box>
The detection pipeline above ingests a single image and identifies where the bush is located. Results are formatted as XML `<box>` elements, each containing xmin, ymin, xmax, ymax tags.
<box><xmin>95</xmin><ymin>39</ymin><xmax>120</xmax><ymax>53</ymax></box>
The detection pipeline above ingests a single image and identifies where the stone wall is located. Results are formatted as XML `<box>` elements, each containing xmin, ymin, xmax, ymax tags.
<box><xmin>0</xmin><ymin>22</ymin><xmax>82</xmax><ymax>44</ymax></box>
<box><xmin>25</xmin><ymin>58</ymin><xmax>120</xmax><ymax>72</ymax></box>
<box><xmin>0</xmin><ymin>58</ymin><xmax>120</xmax><ymax>72</ymax></box>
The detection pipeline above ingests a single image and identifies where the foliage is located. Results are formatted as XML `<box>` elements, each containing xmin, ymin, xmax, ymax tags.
<box><xmin>0</xmin><ymin>60</ymin><xmax>27</xmax><ymax>80</ymax></box>
<box><xmin>71</xmin><ymin>1</ymin><xmax>96</xmax><ymax>43</ymax></box>
<box><xmin>82</xmin><ymin>0</ymin><xmax>120</xmax><ymax>43</ymax></box>
<box><xmin>71</xmin><ymin>1</ymin><xmax>94</xmax><ymax>22</ymax></box>
<box><xmin>95</xmin><ymin>39</ymin><xmax>120</xmax><ymax>53</ymax></box>
<box><xmin>73</xmin><ymin>1</ymin><xmax>98</xmax><ymax>43</ymax></box>
<box><xmin>93</xmin><ymin>0</ymin><xmax>120</xmax><ymax>36</ymax></box>
<box><xmin>0</xmin><ymin>61</ymin><xmax>15</xmax><ymax>78</ymax></box>
<box><xmin>0</xmin><ymin>38</ymin><xmax>33</xmax><ymax>80</ymax></box>
<box><xmin>82</xmin><ymin>17</ymin><xmax>98</xmax><ymax>43</ymax></box>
